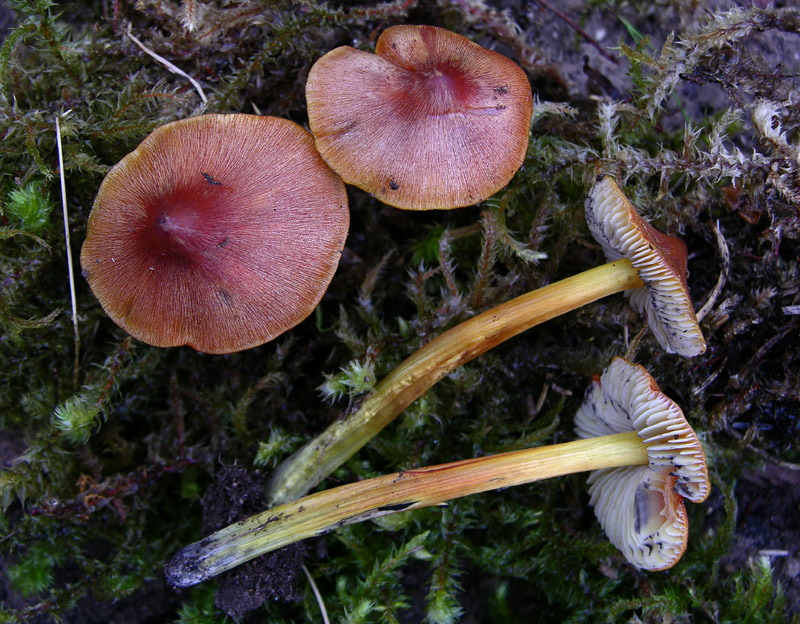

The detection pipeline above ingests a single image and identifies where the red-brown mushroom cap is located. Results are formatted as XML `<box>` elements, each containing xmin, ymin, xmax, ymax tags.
<box><xmin>80</xmin><ymin>114</ymin><xmax>349</xmax><ymax>354</ymax></box>
<box><xmin>574</xmin><ymin>357</ymin><xmax>710</xmax><ymax>570</ymax></box>
<box><xmin>306</xmin><ymin>25</ymin><xmax>533</xmax><ymax>210</ymax></box>
<box><xmin>585</xmin><ymin>175</ymin><xmax>707</xmax><ymax>357</ymax></box>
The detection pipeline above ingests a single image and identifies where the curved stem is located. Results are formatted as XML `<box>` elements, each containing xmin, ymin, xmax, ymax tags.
<box><xmin>166</xmin><ymin>430</ymin><xmax>646</xmax><ymax>587</ymax></box>
<box><xmin>267</xmin><ymin>259</ymin><xmax>643</xmax><ymax>505</ymax></box>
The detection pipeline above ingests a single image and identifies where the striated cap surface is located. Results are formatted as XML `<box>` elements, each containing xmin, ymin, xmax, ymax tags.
<box><xmin>81</xmin><ymin>114</ymin><xmax>349</xmax><ymax>354</ymax></box>
<box><xmin>307</xmin><ymin>25</ymin><xmax>533</xmax><ymax>210</ymax></box>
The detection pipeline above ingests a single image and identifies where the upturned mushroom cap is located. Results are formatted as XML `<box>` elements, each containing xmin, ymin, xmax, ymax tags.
<box><xmin>80</xmin><ymin>114</ymin><xmax>349</xmax><ymax>354</ymax></box>
<box><xmin>585</xmin><ymin>175</ymin><xmax>706</xmax><ymax>357</ymax></box>
<box><xmin>574</xmin><ymin>357</ymin><xmax>710</xmax><ymax>570</ymax></box>
<box><xmin>306</xmin><ymin>25</ymin><xmax>533</xmax><ymax>210</ymax></box>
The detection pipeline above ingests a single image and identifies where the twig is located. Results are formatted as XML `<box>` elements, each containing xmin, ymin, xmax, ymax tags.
<box><xmin>692</xmin><ymin>356</ymin><xmax>727</xmax><ymax>396</ymax></box>
<box><xmin>730</xmin><ymin>321</ymin><xmax>797</xmax><ymax>389</ymax></box>
<box><xmin>302</xmin><ymin>564</ymin><xmax>331</xmax><ymax>624</ymax></box>
<box><xmin>726</xmin><ymin>427</ymin><xmax>800</xmax><ymax>473</ymax></box>
<box><xmin>126</xmin><ymin>24</ymin><xmax>208</xmax><ymax>104</ymax></box>
<box><xmin>696</xmin><ymin>221</ymin><xmax>730</xmax><ymax>322</ymax></box>
<box><xmin>55</xmin><ymin>114</ymin><xmax>80</xmax><ymax>389</ymax></box>
<box><xmin>533</xmin><ymin>0</ymin><xmax>619</xmax><ymax>65</ymax></box>
<box><xmin>94</xmin><ymin>337</ymin><xmax>132</xmax><ymax>409</ymax></box>
<box><xmin>623</xmin><ymin>318</ymin><xmax>649</xmax><ymax>362</ymax></box>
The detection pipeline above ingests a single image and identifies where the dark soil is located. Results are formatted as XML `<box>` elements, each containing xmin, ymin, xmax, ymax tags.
<box><xmin>721</xmin><ymin>464</ymin><xmax>800</xmax><ymax>614</ymax></box>
<box><xmin>201</xmin><ymin>465</ymin><xmax>306</xmax><ymax>617</ymax></box>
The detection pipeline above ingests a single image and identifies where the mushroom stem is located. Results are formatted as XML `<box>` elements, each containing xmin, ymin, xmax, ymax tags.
<box><xmin>166</xmin><ymin>431</ymin><xmax>646</xmax><ymax>587</ymax></box>
<box><xmin>267</xmin><ymin>259</ymin><xmax>643</xmax><ymax>506</ymax></box>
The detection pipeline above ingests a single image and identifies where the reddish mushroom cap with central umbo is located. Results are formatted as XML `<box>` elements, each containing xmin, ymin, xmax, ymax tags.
<box><xmin>80</xmin><ymin>114</ymin><xmax>349</xmax><ymax>354</ymax></box>
<box><xmin>306</xmin><ymin>25</ymin><xmax>533</xmax><ymax>210</ymax></box>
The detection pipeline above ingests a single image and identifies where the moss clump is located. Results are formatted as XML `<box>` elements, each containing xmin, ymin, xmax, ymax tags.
<box><xmin>1</xmin><ymin>1</ymin><xmax>799</xmax><ymax>622</ymax></box>
<box><xmin>3</xmin><ymin>181</ymin><xmax>53</xmax><ymax>234</ymax></box>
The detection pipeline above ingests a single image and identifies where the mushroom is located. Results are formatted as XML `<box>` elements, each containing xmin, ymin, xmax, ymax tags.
<box><xmin>586</xmin><ymin>174</ymin><xmax>706</xmax><ymax>357</ymax></box>
<box><xmin>165</xmin><ymin>357</ymin><xmax>708</xmax><ymax>586</ymax></box>
<box><xmin>267</xmin><ymin>174</ymin><xmax>706</xmax><ymax>506</ymax></box>
<box><xmin>574</xmin><ymin>356</ymin><xmax>709</xmax><ymax>570</ymax></box>
<box><xmin>80</xmin><ymin>114</ymin><xmax>349</xmax><ymax>354</ymax></box>
<box><xmin>306</xmin><ymin>24</ymin><xmax>533</xmax><ymax>210</ymax></box>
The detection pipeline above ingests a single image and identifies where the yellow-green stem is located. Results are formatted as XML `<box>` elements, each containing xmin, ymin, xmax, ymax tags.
<box><xmin>166</xmin><ymin>431</ymin><xmax>646</xmax><ymax>587</ymax></box>
<box><xmin>267</xmin><ymin>259</ymin><xmax>643</xmax><ymax>506</ymax></box>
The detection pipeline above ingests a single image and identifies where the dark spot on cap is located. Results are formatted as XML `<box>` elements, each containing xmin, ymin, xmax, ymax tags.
<box><xmin>389</xmin><ymin>180</ymin><xmax>399</xmax><ymax>190</ymax></box>
<box><xmin>201</xmin><ymin>172</ymin><xmax>222</xmax><ymax>186</ymax></box>
<box><xmin>596</xmin><ymin>174</ymin><xmax>605</xmax><ymax>182</ymax></box>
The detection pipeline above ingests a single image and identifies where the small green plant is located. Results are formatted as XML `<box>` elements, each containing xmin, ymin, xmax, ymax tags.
<box><xmin>3</xmin><ymin>181</ymin><xmax>53</xmax><ymax>234</ymax></box>
<box><xmin>253</xmin><ymin>427</ymin><xmax>301</xmax><ymax>469</ymax></box>
<box><xmin>319</xmin><ymin>354</ymin><xmax>379</xmax><ymax>403</ymax></box>
<box><xmin>7</xmin><ymin>542</ymin><xmax>64</xmax><ymax>598</ymax></box>
<box><xmin>52</xmin><ymin>395</ymin><xmax>101</xmax><ymax>445</ymax></box>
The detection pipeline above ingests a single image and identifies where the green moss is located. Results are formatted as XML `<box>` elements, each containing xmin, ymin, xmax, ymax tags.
<box><xmin>6</xmin><ymin>542</ymin><xmax>62</xmax><ymax>597</ymax></box>
<box><xmin>3</xmin><ymin>181</ymin><xmax>53</xmax><ymax>234</ymax></box>
<box><xmin>52</xmin><ymin>395</ymin><xmax>102</xmax><ymax>445</ymax></box>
